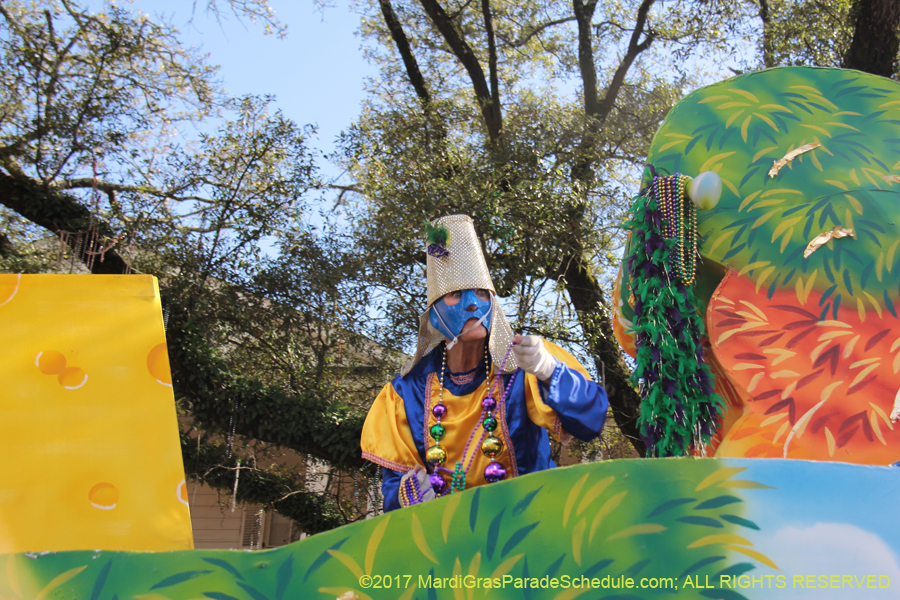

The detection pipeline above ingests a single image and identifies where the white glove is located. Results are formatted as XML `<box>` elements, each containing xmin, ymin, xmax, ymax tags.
<box><xmin>398</xmin><ymin>465</ymin><xmax>436</xmax><ymax>507</ymax></box>
<box><xmin>512</xmin><ymin>335</ymin><xmax>558</xmax><ymax>382</ymax></box>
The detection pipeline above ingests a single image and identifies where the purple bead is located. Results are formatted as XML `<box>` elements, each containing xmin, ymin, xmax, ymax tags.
<box><xmin>432</xmin><ymin>404</ymin><xmax>447</xmax><ymax>419</ymax></box>
<box><xmin>481</xmin><ymin>396</ymin><xmax>496</xmax><ymax>411</ymax></box>
<box><xmin>430</xmin><ymin>472</ymin><xmax>447</xmax><ymax>494</ymax></box>
<box><xmin>484</xmin><ymin>461</ymin><xmax>507</xmax><ymax>483</ymax></box>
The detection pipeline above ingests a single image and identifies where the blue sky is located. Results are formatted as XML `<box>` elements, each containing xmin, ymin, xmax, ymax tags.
<box><xmin>141</xmin><ymin>0</ymin><xmax>378</xmax><ymax>157</ymax></box>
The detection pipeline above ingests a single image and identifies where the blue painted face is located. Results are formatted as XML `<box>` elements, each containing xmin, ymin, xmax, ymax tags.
<box><xmin>430</xmin><ymin>288</ymin><xmax>492</xmax><ymax>343</ymax></box>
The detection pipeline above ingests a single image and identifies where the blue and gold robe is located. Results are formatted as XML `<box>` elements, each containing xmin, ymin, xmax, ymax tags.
<box><xmin>361</xmin><ymin>341</ymin><xmax>608</xmax><ymax>511</ymax></box>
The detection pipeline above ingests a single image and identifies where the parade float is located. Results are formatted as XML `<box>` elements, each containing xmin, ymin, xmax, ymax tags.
<box><xmin>1</xmin><ymin>67</ymin><xmax>898</xmax><ymax>599</ymax></box>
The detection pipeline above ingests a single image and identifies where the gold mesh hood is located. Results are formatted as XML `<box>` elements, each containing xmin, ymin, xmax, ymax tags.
<box><xmin>426</xmin><ymin>215</ymin><xmax>495</xmax><ymax>305</ymax></box>
<box><xmin>400</xmin><ymin>214</ymin><xmax>517</xmax><ymax>376</ymax></box>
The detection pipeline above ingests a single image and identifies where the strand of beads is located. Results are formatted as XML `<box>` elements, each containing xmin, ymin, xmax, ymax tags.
<box><xmin>399</xmin><ymin>472</ymin><xmax>424</xmax><ymax>508</ymax></box>
<box><xmin>427</xmin><ymin>341</ymin><xmax>491</xmax><ymax>495</ymax></box>
<box><xmin>654</xmin><ymin>174</ymin><xmax>698</xmax><ymax>286</ymax></box>
<box><xmin>425</xmin><ymin>347</ymin><xmax>448</xmax><ymax>483</ymax></box>
<box><xmin>429</xmin><ymin>341</ymin><xmax>516</xmax><ymax>495</ymax></box>
<box><xmin>676</xmin><ymin>173</ymin><xmax>698</xmax><ymax>286</ymax></box>
<box><xmin>483</xmin><ymin>366</ymin><xmax>516</xmax><ymax>483</ymax></box>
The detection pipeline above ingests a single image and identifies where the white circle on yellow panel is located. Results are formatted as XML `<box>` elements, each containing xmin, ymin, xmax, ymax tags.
<box><xmin>89</xmin><ymin>482</ymin><xmax>119</xmax><ymax>510</ymax></box>
<box><xmin>0</xmin><ymin>273</ymin><xmax>20</xmax><ymax>307</ymax></box>
<box><xmin>36</xmin><ymin>350</ymin><xmax>67</xmax><ymax>375</ymax></box>
<box><xmin>147</xmin><ymin>343</ymin><xmax>173</xmax><ymax>387</ymax></box>
<box><xmin>58</xmin><ymin>366</ymin><xmax>88</xmax><ymax>389</ymax></box>
<box><xmin>177</xmin><ymin>480</ymin><xmax>189</xmax><ymax>506</ymax></box>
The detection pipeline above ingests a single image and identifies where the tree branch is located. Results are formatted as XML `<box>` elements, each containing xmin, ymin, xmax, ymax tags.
<box><xmin>0</xmin><ymin>173</ymin><xmax>130</xmax><ymax>274</ymax></box>
<box><xmin>379</xmin><ymin>0</ymin><xmax>432</xmax><ymax>107</ymax></box>
<box><xmin>497</xmin><ymin>17</ymin><xmax>577</xmax><ymax>48</ymax></box>
<box><xmin>418</xmin><ymin>0</ymin><xmax>501</xmax><ymax>143</ymax></box>
<box><xmin>596</xmin><ymin>0</ymin><xmax>656</xmax><ymax>123</ymax></box>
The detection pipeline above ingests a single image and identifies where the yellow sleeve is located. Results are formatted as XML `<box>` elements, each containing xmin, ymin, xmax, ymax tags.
<box><xmin>360</xmin><ymin>381</ymin><xmax>422</xmax><ymax>473</ymax></box>
<box><xmin>524</xmin><ymin>341</ymin><xmax>592</xmax><ymax>443</ymax></box>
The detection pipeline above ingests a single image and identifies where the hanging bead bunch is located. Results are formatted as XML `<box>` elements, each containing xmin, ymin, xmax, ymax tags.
<box><xmin>426</xmin><ymin>341</ymin><xmax>515</xmax><ymax>495</ymax></box>
<box><xmin>654</xmin><ymin>173</ymin><xmax>698</xmax><ymax>286</ymax></box>
<box><xmin>624</xmin><ymin>169</ymin><xmax>723</xmax><ymax>457</ymax></box>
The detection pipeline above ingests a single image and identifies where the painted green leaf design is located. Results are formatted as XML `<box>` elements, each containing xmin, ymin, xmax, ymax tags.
<box><xmin>512</xmin><ymin>485</ymin><xmax>542</xmax><ymax>516</ymax></box>
<box><xmin>149</xmin><ymin>570</ymin><xmax>213</xmax><ymax>590</ymax></box>
<box><xmin>501</xmin><ymin>521</ymin><xmax>539</xmax><ymax>558</ymax></box>
<box><xmin>486</xmin><ymin>507</ymin><xmax>505</xmax><ymax>560</ymax></box>
<box><xmin>647</xmin><ymin>497</ymin><xmax>696</xmax><ymax>517</ymax></box>
<box><xmin>303</xmin><ymin>536</ymin><xmax>348</xmax><ymax>582</ymax></box>
<box><xmin>275</xmin><ymin>555</ymin><xmax>293</xmax><ymax>600</ymax></box>
<box><xmin>584</xmin><ymin>558</ymin><xmax>614</xmax><ymax>578</ymax></box>
<box><xmin>623</xmin><ymin>558</ymin><xmax>651</xmax><ymax>576</ymax></box>
<box><xmin>89</xmin><ymin>560</ymin><xmax>112</xmax><ymax>600</ymax></box>
<box><xmin>694</xmin><ymin>495</ymin><xmax>742</xmax><ymax>510</ymax></box>
<box><xmin>677</xmin><ymin>516</ymin><xmax>724</xmax><ymax>528</ymax></box>
<box><xmin>546</xmin><ymin>553</ymin><xmax>566</xmax><ymax>576</ymax></box>
<box><xmin>679</xmin><ymin>556</ymin><xmax>727</xmax><ymax>579</ymax></box>
<box><xmin>719</xmin><ymin>514</ymin><xmax>761</xmax><ymax>530</ymax></box>
<box><xmin>469</xmin><ymin>487</ymin><xmax>481</xmax><ymax>532</ymax></box>
<box><xmin>236</xmin><ymin>582</ymin><xmax>269</xmax><ymax>600</ymax></box>
<box><xmin>201</xmin><ymin>558</ymin><xmax>244</xmax><ymax>581</ymax></box>
<box><xmin>716</xmin><ymin>562</ymin><xmax>757</xmax><ymax>578</ymax></box>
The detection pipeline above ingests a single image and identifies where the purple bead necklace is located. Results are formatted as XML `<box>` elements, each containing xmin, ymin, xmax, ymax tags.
<box><xmin>426</xmin><ymin>340</ymin><xmax>516</xmax><ymax>495</ymax></box>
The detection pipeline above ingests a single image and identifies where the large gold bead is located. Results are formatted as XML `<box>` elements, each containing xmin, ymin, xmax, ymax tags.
<box><xmin>426</xmin><ymin>444</ymin><xmax>447</xmax><ymax>466</ymax></box>
<box><xmin>481</xmin><ymin>435</ymin><xmax>503</xmax><ymax>458</ymax></box>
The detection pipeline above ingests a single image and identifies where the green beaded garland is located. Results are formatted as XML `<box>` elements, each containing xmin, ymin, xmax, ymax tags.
<box><xmin>483</xmin><ymin>415</ymin><xmax>498</xmax><ymax>432</ymax></box>
<box><xmin>429</xmin><ymin>423</ymin><xmax>445</xmax><ymax>441</ymax></box>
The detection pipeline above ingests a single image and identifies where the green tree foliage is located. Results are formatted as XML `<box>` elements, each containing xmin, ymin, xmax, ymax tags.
<box><xmin>0</xmin><ymin>0</ymin><xmax>390</xmax><ymax>533</ymax></box>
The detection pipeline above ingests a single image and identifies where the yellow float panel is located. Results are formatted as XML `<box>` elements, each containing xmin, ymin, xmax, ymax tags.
<box><xmin>0</xmin><ymin>274</ymin><xmax>193</xmax><ymax>552</ymax></box>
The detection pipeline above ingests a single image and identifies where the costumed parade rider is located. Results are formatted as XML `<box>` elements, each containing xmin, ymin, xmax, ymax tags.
<box><xmin>361</xmin><ymin>214</ymin><xmax>608</xmax><ymax>511</ymax></box>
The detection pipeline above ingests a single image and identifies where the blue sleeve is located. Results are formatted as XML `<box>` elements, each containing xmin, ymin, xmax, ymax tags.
<box><xmin>541</xmin><ymin>361</ymin><xmax>608</xmax><ymax>442</ymax></box>
<box><xmin>381</xmin><ymin>467</ymin><xmax>403</xmax><ymax>512</ymax></box>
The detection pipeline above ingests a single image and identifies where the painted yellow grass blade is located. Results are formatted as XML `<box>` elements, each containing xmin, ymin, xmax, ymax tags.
<box><xmin>6</xmin><ymin>554</ymin><xmax>21</xmax><ymax>598</ymax></box>
<box><xmin>572</xmin><ymin>518</ymin><xmax>587</xmax><ymax>566</ymax></box>
<box><xmin>35</xmin><ymin>566</ymin><xmax>88</xmax><ymax>600</ymax></box>
<box><xmin>453</xmin><ymin>557</ymin><xmax>464</xmax><ymax>600</ymax></box>
<box><xmin>871</xmin><ymin>412</ymin><xmax>887</xmax><ymax>445</ymax></box>
<box><xmin>605</xmin><ymin>523</ymin><xmax>667</xmax><ymax>542</ymax></box>
<box><xmin>399</xmin><ymin>583</ymin><xmax>420</xmax><ymax>600</ymax></box>
<box><xmin>576</xmin><ymin>476</ymin><xmax>614</xmax><ymax>516</ymax></box>
<box><xmin>443</xmin><ymin>491</ymin><xmax>462</xmax><ymax>543</ymax></box>
<box><xmin>870</xmin><ymin>402</ymin><xmax>895</xmax><ymax>430</ymax></box>
<box><xmin>695</xmin><ymin>467</ymin><xmax>746</xmax><ymax>491</ymax></box>
<box><xmin>722</xmin><ymin>544</ymin><xmax>779</xmax><ymax>570</ymax></box>
<box><xmin>563</xmin><ymin>473</ymin><xmax>589</xmax><ymax>527</ymax></box>
<box><xmin>412</xmin><ymin>513</ymin><xmax>440</xmax><ymax>564</ymax></box>
<box><xmin>715</xmin><ymin>480</ymin><xmax>775</xmax><ymax>489</ymax></box>
<box><xmin>825</xmin><ymin>426</ymin><xmax>836</xmax><ymax>457</ymax></box>
<box><xmin>784</xmin><ymin>398</ymin><xmax>829</xmax><ymax>456</ymax></box>
<box><xmin>701</xmin><ymin>152</ymin><xmax>737</xmax><ymax>172</ymax></box>
<box><xmin>466</xmin><ymin>553</ymin><xmax>481</xmax><ymax>600</ymax></box>
<box><xmin>328</xmin><ymin>550</ymin><xmax>364</xmax><ymax>580</ymax></box>
<box><xmin>688</xmin><ymin>534</ymin><xmax>753</xmax><ymax>548</ymax></box>
<box><xmin>366</xmin><ymin>515</ymin><xmax>391</xmax><ymax>575</ymax></box>
<box><xmin>588</xmin><ymin>490</ymin><xmax>628</xmax><ymax>544</ymax></box>
<box><xmin>489</xmin><ymin>554</ymin><xmax>524</xmax><ymax>582</ymax></box>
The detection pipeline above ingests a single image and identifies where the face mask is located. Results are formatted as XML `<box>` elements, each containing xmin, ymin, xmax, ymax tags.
<box><xmin>429</xmin><ymin>289</ymin><xmax>492</xmax><ymax>349</ymax></box>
